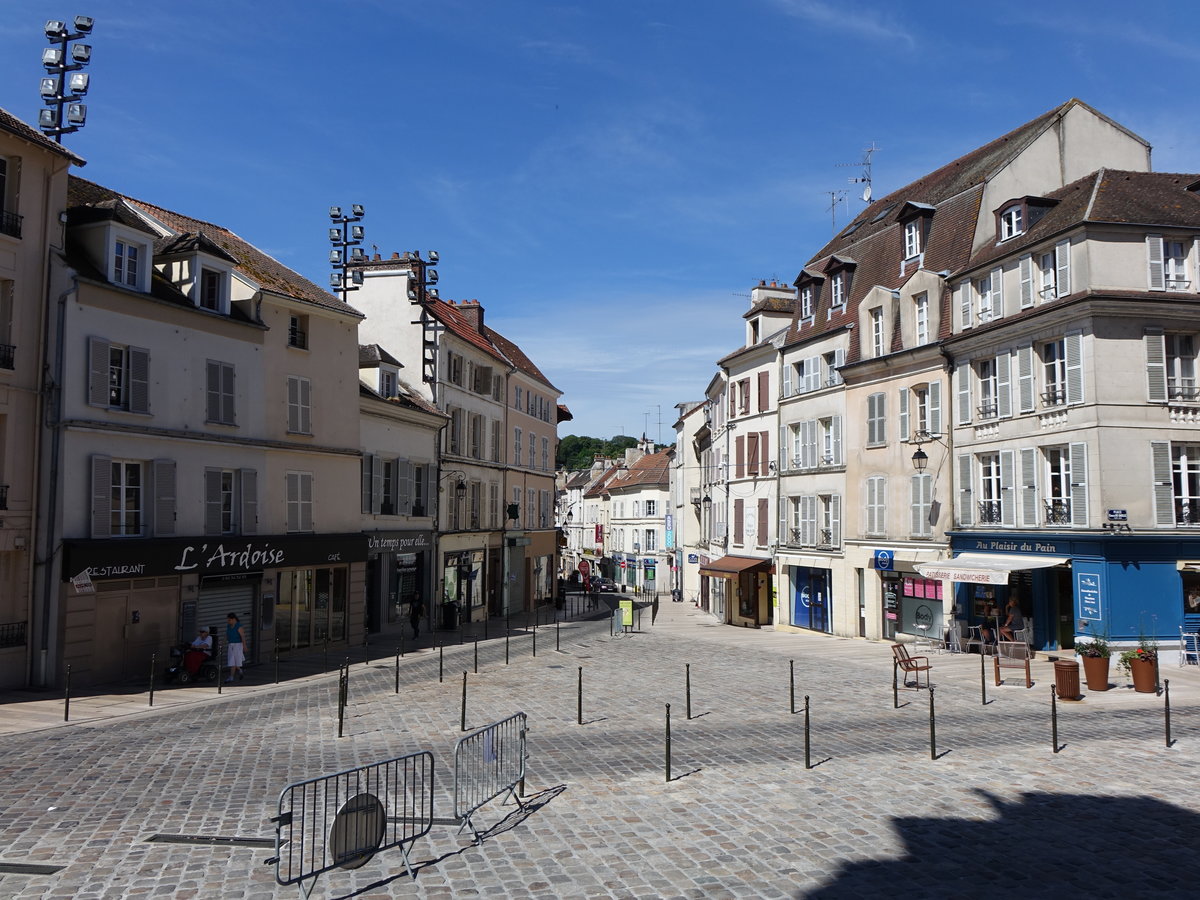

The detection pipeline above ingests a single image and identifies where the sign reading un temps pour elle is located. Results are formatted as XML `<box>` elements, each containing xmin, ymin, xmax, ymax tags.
<box><xmin>62</xmin><ymin>534</ymin><xmax>369</xmax><ymax>582</ymax></box>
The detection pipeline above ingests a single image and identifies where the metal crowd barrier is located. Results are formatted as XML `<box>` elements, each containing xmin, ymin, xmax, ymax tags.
<box><xmin>268</xmin><ymin>750</ymin><xmax>434</xmax><ymax>896</ymax></box>
<box><xmin>453</xmin><ymin>711</ymin><xmax>528</xmax><ymax>842</ymax></box>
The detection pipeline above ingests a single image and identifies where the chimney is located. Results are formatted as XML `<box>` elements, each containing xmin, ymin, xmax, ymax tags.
<box><xmin>391</xmin><ymin>251</ymin><xmax>401</xmax><ymax>260</ymax></box>
<box><xmin>458</xmin><ymin>299</ymin><xmax>485</xmax><ymax>333</ymax></box>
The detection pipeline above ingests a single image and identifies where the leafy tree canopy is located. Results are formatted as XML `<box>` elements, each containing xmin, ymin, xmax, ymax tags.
<box><xmin>556</xmin><ymin>434</ymin><xmax>640</xmax><ymax>471</ymax></box>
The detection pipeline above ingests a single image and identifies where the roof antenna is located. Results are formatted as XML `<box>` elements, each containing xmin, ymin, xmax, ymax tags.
<box><xmin>824</xmin><ymin>190</ymin><xmax>848</xmax><ymax>235</ymax></box>
<box><xmin>838</xmin><ymin>141</ymin><xmax>881</xmax><ymax>203</ymax></box>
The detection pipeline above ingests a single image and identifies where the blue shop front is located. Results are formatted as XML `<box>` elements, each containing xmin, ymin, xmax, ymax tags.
<box><xmin>918</xmin><ymin>532</ymin><xmax>1200</xmax><ymax>661</ymax></box>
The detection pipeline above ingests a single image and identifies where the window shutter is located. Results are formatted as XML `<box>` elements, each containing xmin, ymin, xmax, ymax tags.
<box><xmin>782</xmin><ymin>363</ymin><xmax>793</xmax><ymax>398</ymax></box>
<box><xmin>960</xmin><ymin>281</ymin><xmax>973</xmax><ymax>329</ymax></box>
<box><xmin>299</xmin><ymin>378</ymin><xmax>312</xmax><ymax>433</ymax></box>
<box><xmin>833</xmin><ymin>348</ymin><xmax>845</xmax><ymax>383</ymax></box>
<box><xmin>830</xmin><ymin>494</ymin><xmax>842</xmax><ymax>547</ymax></box>
<box><xmin>780</xmin><ymin>424</ymin><xmax>788</xmax><ymax>469</ymax></box>
<box><xmin>758</xmin><ymin>371</ymin><xmax>769</xmax><ymax>411</ymax></box>
<box><xmin>734</xmin><ymin>498</ymin><xmax>744</xmax><ymax>544</ymax></box>
<box><xmin>288</xmin><ymin>377</ymin><xmax>299</xmax><ymax>432</ymax></box>
<box><xmin>1055</xmin><ymin>239</ymin><xmax>1071</xmax><ymax>297</ymax></box>
<box><xmin>370</xmin><ymin>454</ymin><xmax>383</xmax><ymax>514</ymax></box>
<box><xmin>205</xmin><ymin>468</ymin><xmax>223</xmax><ymax>534</ymax></box>
<box><xmin>996</xmin><ymin>352</ymin><xmax>1012</xmax><ymax>418</ymax></box>
<box><xmin>1000</xmin><ymin>450</ymin><xmax>1015</xmax><ymax>527</ymax></box>
<box><xmin>957</xmin><ymin>366</ymin><xmax>972</xmax><ymax>425</ymax></box>
<box><xmin>88</xmin><ymin>337</ymin><xmax>110</xmax><ymax>406</ymax></box>
<box><xmin>1069</xmin><ymin>442</ymin><xmax>1088</xmax><ymax>527</ymax></box>
<box><xmin>807</xmin><ymin>356</ymin><xmax>821</xmax><ymax>392</ymax></box>
<box><xmin>957</xmin><ymin>454</ymin><xmax>973</xmax><ymax>526</ymax></box>
<box><xmin>301</xmin><ymin>474</ymin><xmax>314</xmax><ymax>532</ymax></box>
<box><xmin>361</xmin><ymin>454</ymin><xmax>373</xmax><ymax>514</ymax></box>
<box><xmin>1145</xmin><ymin>328</ymin><xmax>1167</xmax><ymax>402</ymax></box>
<box><xmin>760</xmin><ymin>430</ymin><xmax>769</xmax><ymax>473</ymax></box>
<box><xmin>152</xmin><ymin>459</ymin><xmax>176</xmax><ymax>537</ymax></box>
<box><xmin>928</xmin><ymin>380</ymin><xmax>942</xmax><ymax>435</ymax></box>
<box><xmin>1147</xmin><ymin>234</ymin><xmax>1165</xmax><ymax>291</ymax></box>
<box><xmin>1020</xmin><ymin>448</ymin><xmax>1038</xmax><ymax>527</ymax></box>
<box><xmin>800</xmin><ymin>495</ymin><xmax>816</xmax><ymax>545</ymax></box>
<box><xmin>831</xmin><ymin>416</ymin><xmax>843</xmax><ymax>465</ymax></box>
<box><xmin>1019</xmin><ymin>254</ymin><xmax>1033</xmax><ymax>308</ymax></box>
<box><xmin>898</xmin><ymin>388</ymin><xmax>910</xmax><ymax>441</ymax></box>
<box><xmin>1065</xmin><ymin>330</ymin><xmax>1084</xmax><ymax>404</ymax></box>
<box><xmin>779</xmin><ymin>495</ymin><xmax>788</xmax><ymax>544</ymax></box>
<box><xmin>1017</xmin><ymin>344</ymin><xmax>1035</xmax><ymax>413</ymax></box>
<box><xmin>865</xmin><ymin>478</ymin><xmax>876</xmax><ymax>535</ymax></box>
<box><xmin>1151</xmin><ymin>441</ymin><xmax>1174</xmax><ymax>525</ymax></box>
<box><xmin>735</xmin><ymin>436</ymin><xmax>745</xmax><ymax>478</ymax></box>
<box><xmin>803</xmin><ymin>420</ymin><xmax>817</xmax><ymax>469</ymax></box>
<box><xmin>397</xmin><ymin>460</ymin><xmax>413</xmax><ymax>515</ymax></box>
<box><xmin>758</xmin><ymin>498</ymin><xmax>769</xmax><ymax>545</ymax></box>
<box><xmin>206</xmin><ymin>361</ymin><xmax>220</xmax><ymax>422</ymax></box>
<box><xmin>129</xmin><ymin>347</ymin><xmax>150</xmax><ymax>413</ymax></box>
<box><xmin>910</xmin><ymin>475</ymin><xmax>922</xmax><ymax>536</ymax></box>
<box><xmin>991</xmin><ymin>267</ymin><xmax>1004</xmax><ymax>319</ymax></box>
<box><xmin>91</xmin><ymin>454</ymin><xmax>112</xmax><ymax>538</ymax></box>
<box><xmin>747</xmin><ymin>433</ymin><xmax>759</xmax><ymax>476</ymax></box>
<box><xmin>728</xmin><ymin>388</ymin><xmax>735</xmax><ymax>417</ymax></box>
<box><xmin>240</xmin><ymin>468</ymin><xmax>257</xmax><ymax>534</ymax></box>
<box><xmin>224</xmin><ymin>364</ymin><xmax>236</xmax><ymax>424</ymax></box>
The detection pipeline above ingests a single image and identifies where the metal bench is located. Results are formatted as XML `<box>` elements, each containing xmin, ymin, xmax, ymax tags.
<box><xmin>993</xmin><ymin>640</ymin><xmax>1033</xmax><ymax>688</ymax></box>
<box><xmin>891</xmin><ymin>643</ymin><xmax>931</xmax><ymax>690</ymax></box>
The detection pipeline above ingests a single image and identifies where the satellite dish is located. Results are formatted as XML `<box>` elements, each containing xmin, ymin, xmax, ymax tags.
<box><xmin>862</xmin><ymin>185</ymin><xmax>872</xmax><ymax>203</ymax></box>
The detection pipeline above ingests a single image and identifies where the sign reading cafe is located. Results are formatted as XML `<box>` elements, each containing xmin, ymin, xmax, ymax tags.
<box><xmin>62</xmin><ymin>534</ymin><xmax>369</xmax><ymax>582</ymax></box>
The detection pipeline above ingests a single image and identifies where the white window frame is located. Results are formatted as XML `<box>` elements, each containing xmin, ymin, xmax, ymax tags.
<box><xmin>1000</xmin><ymin>204</ymin><xmax>1023</xmax><ymax>241</ymax></box>
<box><xmin>1044</xmin><ymin>446</ymin><xmax>1072</xmax><ymax>526</ymax></box>
<box><xmin>829</xmin><ymin>272</ymin><xmax>846</xmax><ymax>313</ymax></box>
<box><xmin>206</xmin><ymin>360</ymin><xmax>236</xmax><ymax>425</ymax></box>
<box><xmin>286</xmin><ymin>375</ymin><xmax>312</xmax><ymax>434</ymax></box>
<box><xmin>1041</xmin><ymin>339</ymin><xmax>1067</xmax><ymax>407</ymax></box>
<box><xmin>800</xmin><ymin>286</ymin><xmax>814</xmax><ymax>320</ymax></box>
<box><xmin>1166</xmin><ymin>334</ymin><xmax>1198</xmax><ymax>401</ymax></box>
<box><xmin>110</xmin><ymin>459</ymin><xmax>144</xmax><ymax>537</ymax></box>
<box><xmin>286</xmin><ymin>470</ymin><xmax>314</xmax><ymax>533</ymax></box>
<box><xmin>977</xmin><ymin>359</ymin><xmax>998</xmax><ymax>419</ymax></box>
<box><xmin>914</xmin><ymin>293</ymin><xmax>929</xmax><ymax>345</ymax></box>
<box><xmin>870</xmin><ymin>307</ymin><xmax>885</xmax><ymax>356</ymax></box>
<box><xmin>904</xmin><ymin>220</ymin><xmax>922</xmax><ymax>259</ymax></box>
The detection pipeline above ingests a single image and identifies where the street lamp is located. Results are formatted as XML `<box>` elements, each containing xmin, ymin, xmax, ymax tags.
<box><xmin>404</xmin><ymin>250</ymin><xmax>441</xmax><ymax>384</ymax></box>
<box><xmin>37</xmin><ymin>15</ymin><xmax>94</xmax><ymax>143</ymax></box>
<box><xmin>328</xmin><ymin>204</ymin><xmax>365</xmax><ymax>304</ymax></box>
<box><xmin>909</xmin><ymin>429</ymin><xmax>944</xmax><ymax>473</ymax></box>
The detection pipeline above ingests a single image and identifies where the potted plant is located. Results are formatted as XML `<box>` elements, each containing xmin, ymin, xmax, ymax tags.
<box><xmin>1118</xmin><ymin>636</ymin><xmax>1159</xmax><ymax>693</ymax></box>
<box><xmin>1076</xmin><ymin>627</ymin><xmax>1111</xmax><ymax>692</ymax></box>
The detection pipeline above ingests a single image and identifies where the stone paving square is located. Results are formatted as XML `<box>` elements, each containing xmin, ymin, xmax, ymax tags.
<box><xmin>0</xmin><ymin>600</ymin><xmax>1198</xmax><ymax>898</ymax></box>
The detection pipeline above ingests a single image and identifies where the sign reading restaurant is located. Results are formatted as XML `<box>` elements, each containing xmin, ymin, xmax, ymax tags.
<box><xmin>62</xmin><ymin>534</ymin><xmax>369</xmax><ymax>581</ymax></box>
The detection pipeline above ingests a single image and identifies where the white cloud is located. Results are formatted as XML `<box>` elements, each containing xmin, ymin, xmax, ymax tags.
<box><xmin>768</xmin><ymin>0</ymin><xmax>916</xmax><ymax>49</ymax></box>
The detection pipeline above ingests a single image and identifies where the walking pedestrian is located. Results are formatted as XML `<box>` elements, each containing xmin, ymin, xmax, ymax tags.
<box><xmin>409</xmin><ymin>600</ymin><xmax>424</xmax><ymax>639</ymax></box>
<box><xmin>225</xmin><ymin>612</ymin><xmax>246</xmax><ymax>682</ymax></box>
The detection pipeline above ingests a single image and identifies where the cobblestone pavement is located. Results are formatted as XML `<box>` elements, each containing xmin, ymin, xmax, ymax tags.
<box><xmin>2</xmin><ymin>600</ymin><xmax>1200</xmax><ymax>899</ymax></box>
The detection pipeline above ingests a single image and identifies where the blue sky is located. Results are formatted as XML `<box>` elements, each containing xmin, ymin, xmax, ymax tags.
<box><xmin>2</xmin><ymin>0</ymin><xmax>1197</xmax><ymax>442</ymax></box>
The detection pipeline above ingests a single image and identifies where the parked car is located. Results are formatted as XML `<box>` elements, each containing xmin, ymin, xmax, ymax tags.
<box><xmin>592</xmin><ymin>576</ymin><xmax>619</xmax><ymax>593</ymax></box>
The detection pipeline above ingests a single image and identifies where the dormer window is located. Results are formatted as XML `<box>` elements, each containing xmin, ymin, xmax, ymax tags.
<box><xmin>748</xmin><ymin>317</ymin><xmax>760</xmax><ymax>345</ymax></box>
<box><xmin>800</xmin><ymin>285</ymin><xmax>814</xmax><ymax>320</ymax></box>
<box><xmin>379</xmin><ymin>366</ymin><xmax>398</xmax><ymax>399</ymax></box>
<box><xmin>109</xmin><ymin>226</ymin><xmax>154</xmax><ymax>292</ymax></box>
<box><xmin>114</xmin><ymin>240</ymin><xmax>140</xmax><ymax>287</ymax></box>
<box><xmin>1000</xmin><ymin>204</ymin><xmax>1024</xmax><ymax>240</ymax></box>
<box><xmin>904</xmin><ymin>220</ymin><xmax>922</xmax><ymax>259</ymax></box>
<box><xmin>199</xmin><ymin>268</ymin><xmax>225</xmax><ymax>311</ymax></box>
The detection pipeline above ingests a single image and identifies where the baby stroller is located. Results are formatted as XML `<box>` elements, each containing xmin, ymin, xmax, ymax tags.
<box><xmin>164</xmin><ymin>637</ymin><xmax>220</xmax><ymax>685</ymax></box>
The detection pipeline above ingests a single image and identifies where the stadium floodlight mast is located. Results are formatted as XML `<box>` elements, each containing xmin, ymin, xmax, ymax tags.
<box><xmin>38</xmin><ymin>15</ymin><xmax>94</xmax><ymax>143</ymax></box>
<box><xmin>328</xmin><ymin>204</ymin><xmax>366</xmax><ymax>303</ymax></box>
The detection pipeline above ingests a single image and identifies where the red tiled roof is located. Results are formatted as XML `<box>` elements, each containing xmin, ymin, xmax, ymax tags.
<box><xmin>430</xmin><ymin>299</ymin><xmax>511</xmax><ymax>365</ymax></box>
<box><xmin>485</xmin><ymin>325</ymin><xmax>559</xmax><ymax>391</ymax></box>
<box><xmin>608</xmin><ymin>449</ymin><xmax>671</xmax><ymax>491</ymax></box>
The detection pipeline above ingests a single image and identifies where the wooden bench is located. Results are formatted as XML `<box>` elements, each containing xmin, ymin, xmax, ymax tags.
<box><xmin>892</xmin><ymin>643</ymin><xmax>931</xmax><ymax>689</ymax></box>
<box><xmin>993</xmin><ymin>640</ymin><xmax>1033</xmax><ymax>688</ymax></box>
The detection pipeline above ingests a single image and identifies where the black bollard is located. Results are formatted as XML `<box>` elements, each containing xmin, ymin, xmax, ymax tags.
<box><xmin>363</xmin><ymin>632</ymin><xmax>370</xmax><ymax>666</ymax></box>
<box><xmin>533</xmin><ymin>622</ymin><xmax>537</xmax><ymax>658</ymax></box>
<box><xmin>274</xmin><ymin>638</ymin><xmax>280</xmax><ymax>685</ymax></box>
<box><xmin>439</xmin><ymin>641</ymin><xmax>444</xmax><ymax>683</ymax></box>
<box><xmin>980</xmin><ymin>651</ymin><xmax>987</xmax><ymax>705</ymax></box>
<box><xmin>1050</xmin><ymin>685</ymin><xmax>1059</xmax><ymax>753</ymax></box>
<box><xmin>474</xmin><ymin>638</ymin><xmax>479</xmax><ymax>675</ymax></box>
<box><xmin>556</xmin><ymin>619</ymin><xmax>560</xmax><ymax>652</ymax></box>
<box><xmin>149</xmin><ymin>652</ymin><xmax>156</xmax><ymax>707</ymax></box>
<box><xmin>338</xmin><ymin>662</ymin><xmax>348</xmax><ymax>739</ymax></box>
<box><xmin>790</xmin><ymin>660</ymin><xmax>796</xmax><ymax>714</ymax></box>
<box><xmin>1165</xmin><ymin>678</ymin><xmax>1172</xmax><ymax>748</ymax></box>
<box><xmin>804</xmin><ymin>694</ymin><xmax>811</xmax><ymax>770</ymax></box>
<box><xmin>665</xmin><ymin>703</ymin><xmax>672</xmax><ymax>783</ymax></box>
<box><xmin>577</xmin><ymin>666</ymin><xmax>583</xmax><ymax>725</ymax></box>
<box><xmin>395</xmin><ymin>647</ymin><xmax>400</xmax><ymax>694</ymax></box>
<box><xmin>461</xmin><ymin>671</ymin><xmax>468</xmax><ymax>732</ymax></box>
<box><xmin>892</xmin><ymin>660</ymin><xmax>898</xmax><ymax>709</ymax></box>
<box><xmin>928</xmin><ymin>685</ymin><xmax>937</xmax><ymax>760</ymax></box>
<box><xmin>217</xmin><ymin>641</ymin><xmax>223</xmax><ymax>695</ymax></box>
<box><xmin>686</xmin><ymin>663</ymin><xmax>692</xmax><ymax>720</ymax></box>
<box><xmin>63</xmin><ymin>663</ymin><xmax>71</xmax><ymax>722</ymax></box>
<box><xmin>505</xmin><ymin>631</ymin><xmax>510</xmax><ymax>665</ymax></box>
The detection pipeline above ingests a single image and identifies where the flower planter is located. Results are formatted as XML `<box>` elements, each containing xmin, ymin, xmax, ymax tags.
<box><xmin>1129</xmin><ymin>657</ymin><xmax>1157</xmax><ymax>693</ymax></box>
<box><xmin>1081</xmin><ymin>654</ymin><xmax>1110</xmax><ymax>692</ymax></box>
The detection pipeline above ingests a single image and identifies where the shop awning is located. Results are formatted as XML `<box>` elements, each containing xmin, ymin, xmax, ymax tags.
<box><xmin>1177</xmin><ymin>560</ymin><xmax>1200</xmax><ymax>571</ymax></box>
<box><xmin>699</xmin><ymin>555</ymin><xmax>771</xmax><ymax>576</ymax></box>
<box><xmin>915</xmin><ymin>553</ymin><xmax>1070</xmax><ymax>585</ymax></box>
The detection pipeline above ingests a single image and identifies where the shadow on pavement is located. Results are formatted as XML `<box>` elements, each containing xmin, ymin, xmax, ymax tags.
<box><xmin>806</xmin><ymin>791</ymin><xmax>1199</xmax><ymax>897</ymax></box>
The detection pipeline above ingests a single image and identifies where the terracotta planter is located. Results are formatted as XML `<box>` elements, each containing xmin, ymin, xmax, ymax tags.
<box><xmin>1081</xmin><ymin>654</ymin><xmax>1110</xmax><ymax>691</ymax></box>
<box><xmin>1129</xmin><ymin>657</ymin><xmax>1157</xmax><ymax>693</ymax></box>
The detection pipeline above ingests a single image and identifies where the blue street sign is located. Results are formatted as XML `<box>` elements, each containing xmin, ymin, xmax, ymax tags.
<box><xmin>873</xmin><ymin>549</ymin><xmax>894</xmax><ymax>571</ymax></box>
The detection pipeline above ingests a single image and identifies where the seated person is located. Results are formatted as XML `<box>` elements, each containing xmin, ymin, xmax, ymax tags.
<box><xmin>184</xmin><ymin>627</ymin><xmax>212</xmax><ymax>675</ymax></box>
<box><xmin>1000</xmin><ymin>599</ymin><xmax>1025</xmax><ymax>641</ymax></box>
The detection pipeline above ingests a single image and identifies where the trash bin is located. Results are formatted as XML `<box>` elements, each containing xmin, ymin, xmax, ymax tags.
<box><xmin>1053</xmin><ymin>658</ymin><xmax>1081</xmax><ymax>700</ymax></box>
<box><xmin>440</xmin><ymin>601</ymin><xmax>459</xmax><ymax>631</ymax></box>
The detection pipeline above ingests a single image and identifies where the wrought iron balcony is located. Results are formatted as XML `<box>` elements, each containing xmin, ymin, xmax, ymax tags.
<box><xmin>0</xmin><ymin>209</ymin><xmax>21</xmax><ymax>239</ymax></box>
<box><xmin>0</xmin><ymin>344</ymin><xmax>12</xmax><ymax>370</ymax></box>
<box><xmin>976</xmin><ymin>403</ymin><xmax>998</xmax><ymax>419</ymax></box>
<box><xmin>0</xmin><ymin>620</ymin><xmax>26</xmax><ymax>649</ymax></box>
<box><xmin>1168</xmin><ymin>378</ymin><xmax>1199</xmax><ymax>401</ymax></box>
<box><xmin>1040</xmin><ymin>389</ymin><xmax>1066</xmax><ymax>408</ymax></box>
<box><xmin>977</xmin><ymin>501</ymin><xmax>1003</xmax><ymax>524</ymax></box>
<box><xmin>0</xmin><ymin>483</ymin><xmax>7</xmax><ymax>510</ymax></box>
<box><xmin>816</xmin><ymin>528</ymin><xmax>834</xmax><ymax>549</ymax></box>
<box><xmin>1044</xmin><ymin>499</ymin><xmax>1071</xmax><ymax>525</ymax></box>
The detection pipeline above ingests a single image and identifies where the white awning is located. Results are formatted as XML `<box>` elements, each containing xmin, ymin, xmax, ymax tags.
<box><xmin>1177</xmin><ymin>560</ymin><xmax>1200</xmax><ymax>571</ymax></box>
<box><xmin>915</xmin><ymin>553</ymin><xmax>1070</xmax><ymax>585</ymax></box>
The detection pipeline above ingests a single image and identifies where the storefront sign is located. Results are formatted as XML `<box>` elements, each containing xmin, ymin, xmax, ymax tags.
<box><xmin>687</xmin><ymin>553</ymin><xmax>699</xmax><ymax>564</ymax></box>
<box><xmin>1106</xmin><ymin>509</ymin><xmax>1128</xmax><ymax>522</ymax></box>
<box><xmin>873</xmin><ymin>549</ymin><xmax>894</xmax><ymax>571</ymax></box>
<box><xmin>62</xmin><ymin>533</ymin><xmax>368</xmax><ymax>581</ymax></box>
<box><xmin>367</xmin><ymin>532</ymin><xmax>432</xmax><ymax>554</ymax></box>
<box><xmin>1078</xmin><ymin>572</ymin><xmax>1103</xmax><ymax>621</ymax></box>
